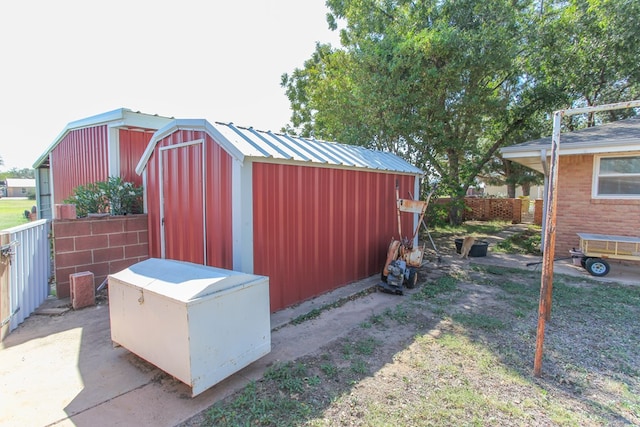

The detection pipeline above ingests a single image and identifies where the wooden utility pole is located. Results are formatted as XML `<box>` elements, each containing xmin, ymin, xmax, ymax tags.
<box><xmin>533</xmin><ymin>100</ymin><xmax>640</xmax><ymax>377</ymax></box>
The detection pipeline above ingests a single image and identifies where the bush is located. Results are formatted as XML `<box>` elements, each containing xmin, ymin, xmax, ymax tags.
<box><xmin>426</xmin><ymin>200</ymin><xmax>452</xmax><ymax>228</ymax></box>
<box><xmin>64</xmin><ymin>177</ymin><xmax>143</xmax><ymax>218</ymax></box>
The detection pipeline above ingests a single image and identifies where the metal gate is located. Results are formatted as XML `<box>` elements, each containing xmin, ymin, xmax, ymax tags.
<box><xmin>1</xmin><ymin>219</ymin><xmax>51</xmax><ymax>340</ymax></box>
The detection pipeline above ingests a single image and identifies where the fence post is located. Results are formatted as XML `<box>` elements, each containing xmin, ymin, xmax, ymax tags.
<box><xmin>1</xmin><ymin>232</ymin><xmax>10</xmax><ymax>341</ymax></box>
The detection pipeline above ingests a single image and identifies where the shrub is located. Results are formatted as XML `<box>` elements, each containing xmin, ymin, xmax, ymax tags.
<box><xmin>64</xmin><ymin>177</ymin><xmax>143</xmax><ymax>218</ymax></box>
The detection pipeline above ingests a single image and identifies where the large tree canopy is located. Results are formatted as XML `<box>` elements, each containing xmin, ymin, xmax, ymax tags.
<box><xmin>282</xmin><ymin>0</ymin><xmax>640</xmax><ymax>224</ymax></box>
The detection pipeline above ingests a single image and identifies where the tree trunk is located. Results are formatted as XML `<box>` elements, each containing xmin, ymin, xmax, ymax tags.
<box><xmin>522</xmin><ymin>182</ymin><xmax>531</xmax><ymax>197</ymax></box>
<box><xmin>448</xmin><ymin>195</ymin><xmax>466</xmax><ymax>226</ymax></box>
<box><xmin>507</xmin><ymin>183</ymin><xmax>516</xmax><ymax>199</ymax></box>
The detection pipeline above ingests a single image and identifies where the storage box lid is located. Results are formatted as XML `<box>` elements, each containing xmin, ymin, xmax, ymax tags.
<box><xmin>109</xmin><ymin>258</ymin><xmax>267</xmax><ymax>302</ymax></box>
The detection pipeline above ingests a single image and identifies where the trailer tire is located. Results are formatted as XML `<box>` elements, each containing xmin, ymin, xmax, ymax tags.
<box><xmin>406</xmin><ymin>268</ymin><xmax>418</xmax><ymax>289</ymax></box>
<box><xmin>585</xmin><ymin>258</ymin><xmax>610</xmax><ymax>277</ymax></box>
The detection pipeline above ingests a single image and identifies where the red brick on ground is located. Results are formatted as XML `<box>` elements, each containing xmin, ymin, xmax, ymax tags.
<box><xmin>70</xmin><ymin>271</ymin><xmax>95</xmax><ymax>310</ymax></box>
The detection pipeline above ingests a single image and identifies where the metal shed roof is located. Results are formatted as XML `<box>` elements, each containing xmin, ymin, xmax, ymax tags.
<box><xmin>500</xmin><ymin>115</ymin><xmax>640</xmax><ymax>173</ymax></box>
<box><xmin>5</xmin><ymin>178</ymin><xmax>36</xmax><ymax>188</ymax></box>
<box><xmin>33</xmin><ymin>108</ymin><xmax>174</xmax><ymax>168</ymax></box>
<box><xmin>136</xmin><ymin>119</ymin><xmax>423</xmax><ymax>176</ymax></box>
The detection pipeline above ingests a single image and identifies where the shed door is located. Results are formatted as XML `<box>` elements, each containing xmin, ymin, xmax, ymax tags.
<box><xmin>159</xmin><ymin>140</ymin><xmax>206</xmax><ymax>264</ymax></box>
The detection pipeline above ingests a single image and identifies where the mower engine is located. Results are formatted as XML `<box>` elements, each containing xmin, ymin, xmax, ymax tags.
<box><xmin>385</xmin><ymin>259</ymin><xmax>407</xmax><ymax>291</ymax></box>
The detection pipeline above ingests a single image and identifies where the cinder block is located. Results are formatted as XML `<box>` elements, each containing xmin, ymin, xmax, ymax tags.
<box><xmin>55</xmin><ymin>204</ymin><xmax>77</xmax><ymax>220</ymax></box>
<box><xmin>70</xmin><ymin>271</ymin><xmax>95</xmax><ymax>309</ymax></box>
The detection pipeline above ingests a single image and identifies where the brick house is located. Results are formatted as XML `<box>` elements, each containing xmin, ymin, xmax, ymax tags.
<box><xmin>500</xmin><ymin>116</ymin><xmax>640</xmax><ymax>256</ymax></box>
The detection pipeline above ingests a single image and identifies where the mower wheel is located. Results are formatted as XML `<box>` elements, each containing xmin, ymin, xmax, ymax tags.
<box><xmin>380</xmin><ymin>271</ymin><xmax>388</xmax><ymax>283</ymax></box>
<box><xmin>405</xmin><ymin>268</ymin><xmax>418</xmax><ymax>289</ymax></box>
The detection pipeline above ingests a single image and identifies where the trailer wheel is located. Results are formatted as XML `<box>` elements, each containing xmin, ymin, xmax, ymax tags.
<box><xmin>585</xmin><ymin>258</ymin><xmax>610</xmax><ymax>277</ymax></box>
<box><xmin>580</xmin><ymin>257</ymin><xmax>587</xmax><ymax>268</ymax></box>
<box><xmin>405</xmin><ymin>268</ymin><xmax>418</xmax><ymax>289</ymax></box>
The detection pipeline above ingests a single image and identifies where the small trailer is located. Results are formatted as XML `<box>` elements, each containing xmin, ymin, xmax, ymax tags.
<box><xmin>572</xmin><ymin>233</ymin><xmax>640</xmax><ymax>276</ymax></box>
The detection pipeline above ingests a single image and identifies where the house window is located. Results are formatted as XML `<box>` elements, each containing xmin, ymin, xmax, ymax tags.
<box><xmin>594</xmin><ymin>155</ymin><xmax>640</xmax><ymax>198</ymax></box>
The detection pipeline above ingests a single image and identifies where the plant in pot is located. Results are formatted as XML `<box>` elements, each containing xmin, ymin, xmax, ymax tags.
<box><xmin>63</xmin><ymin>177</ymin><xmax>143</xmax><ymax>218</ymax></box>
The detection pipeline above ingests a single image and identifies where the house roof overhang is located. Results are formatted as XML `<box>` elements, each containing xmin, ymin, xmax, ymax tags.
<box><xmin>500</xmin><ymin>116</ymin><xmax>640</xmax><ymax>174</ymax></box>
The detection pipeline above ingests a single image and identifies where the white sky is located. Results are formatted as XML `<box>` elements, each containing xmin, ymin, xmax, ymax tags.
<box><xmin>0</xmin><ymin>0</ymin><xmax>341</xmax><ymax>170</ymax></box>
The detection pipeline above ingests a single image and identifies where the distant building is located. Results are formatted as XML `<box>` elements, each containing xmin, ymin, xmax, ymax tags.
<box><xmin>5</xmin><ymin>178</ymin><xmax>35</xmax><ymax>198</ymax></box>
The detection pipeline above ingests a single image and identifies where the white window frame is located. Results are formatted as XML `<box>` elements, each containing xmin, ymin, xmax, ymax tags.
<box><xmin>592</xmin><ymin>153</ymin><xmax>640</xmax><ymax>199</ymax></box>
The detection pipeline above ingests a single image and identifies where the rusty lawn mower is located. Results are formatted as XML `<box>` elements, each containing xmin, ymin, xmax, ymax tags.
<box><xmin>379</xmin><ymin>185</ymin><xmax>438</xmax><ymax>295</ymax></box>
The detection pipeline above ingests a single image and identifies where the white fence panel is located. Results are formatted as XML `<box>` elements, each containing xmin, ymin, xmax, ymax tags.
<box><xmin>4</xmin><ymin>219</ymin><xmax>51</xmax><ymax>332</ymax></box>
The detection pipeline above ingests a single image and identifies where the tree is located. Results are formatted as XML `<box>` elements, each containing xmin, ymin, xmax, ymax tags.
<box><xmin>283</xmin><ymin>0</ymin><xmax>558</xmax><ymax>224</ymax></box>
<box><xmin>535</xmin><ymin>0</ymin><xmax>640</xmax><ymax>127</ymax></box>
<box><xmin>282</xmin><ymin>0</ymin><xmax>639</xmax><ymax>224</ymax></box>
<box><xmin>0</xmin><ymin>167</ymin><xmax>35</xmax><ymax>181</ymax></box>
<box><xmin>481</xmin><ymin>155</ymin><xmax>544</xmax><ymax>198</ymax></box>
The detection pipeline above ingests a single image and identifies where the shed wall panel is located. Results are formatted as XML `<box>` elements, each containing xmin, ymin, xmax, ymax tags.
<box><xmin>145</xmin><ymin>131</ymin><xmax>233</xmax><ymax>269</ymax></box>
<box><xmin>119</xmin><ymin>129</ymin><xmax>153</xmax><ymax>187</ymax></box>
<box><xmin>162</xmin><ymin>142</ymin><xmax>205</xmax><ymax>264</ymax></box>
<box><xmin>252</xmin><ymin>163</ymin><xmax>417</xmax><ymax>312</ymax></box>
<box><xmin>51</xmin><ymin>125</ymin><xmax>109</xmax><ymax>204</ymax></box>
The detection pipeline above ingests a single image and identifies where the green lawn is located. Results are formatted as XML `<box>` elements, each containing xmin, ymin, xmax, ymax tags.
<box><xmin>0</xmin><ymin>199</ymin><xmax>37</xmax><ymax>231</ymax></box>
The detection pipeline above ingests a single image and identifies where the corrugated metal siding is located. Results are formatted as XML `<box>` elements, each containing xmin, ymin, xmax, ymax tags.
<box><xmin>5</xmin><ymin>220</ymin><xmax>51</xmax><ymax>334</ymax></box>
<box><xmin>162</xmin><ymin>141</ymin><xmax>206</xmax><ymax>264</ymax></box>
<box><xmin>252</xmin><ymin>163</ymin><xmax>417</xmax><ymax>312</ymax></box>
<box><xmin>204</xmin><ymin>134</ymin><xmax>233</xmax><ymax>269</ymax></box>
<box><xmin>145</xmin><ymin>131</ymin><xmax>233</xmax><ymax>269</ymax></box>
<box><xmin>51</xmin><ymin>125</ymin><xmax>109</xmax><ymax>204</ymax></box>
<box><xmin>119</xmin><ymin>129</ymin><xmax>153</xmax><ymax>187</ymax></box>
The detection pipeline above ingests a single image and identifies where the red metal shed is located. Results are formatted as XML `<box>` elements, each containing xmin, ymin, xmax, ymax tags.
<box><xmin>136</xmin><ymin>119</ymin><xmax>424</xmax><ymax>312</ymax></box>
<box><xmin>33</xmin><ymin>108</ymin><xmax>173</xmax><ymax>219</ymax></box>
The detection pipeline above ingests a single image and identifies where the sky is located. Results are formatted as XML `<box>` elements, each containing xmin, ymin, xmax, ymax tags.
<box><xmin>0</xmin><ymin>0</ymin><xmax>341</xmax><ymax>171</ymax></box>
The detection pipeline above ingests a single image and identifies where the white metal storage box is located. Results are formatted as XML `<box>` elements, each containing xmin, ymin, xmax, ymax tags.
<box><xmin>108</xmin><ymin>258</ymin><xmax>271</xmax><ymax>397</ymax></box>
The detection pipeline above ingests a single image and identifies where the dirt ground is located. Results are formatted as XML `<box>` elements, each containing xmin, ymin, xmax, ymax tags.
<box><xmin>180</xmin><ymin>231</ymin><xmax>640</xmax><ymax>426</ymax></box>
<box><xmin>2</xmin><ymin>223</ymin><xmax>638</xmax><ymax>426</ymax></box>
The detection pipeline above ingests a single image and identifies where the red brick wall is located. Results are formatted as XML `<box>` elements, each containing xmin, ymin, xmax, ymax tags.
<box><xmin>52</xmin><ymin>215</ymin><xmax>149</xmax><ymax>298</ymax></box>
<box><xmin>434</xmin><ymin>198</ymin><xmax>523</xmax><ymax>223</ymax></box>
<box><xmin>554</xmin><ymin>154</ymin><xmax>640</xmax><ymax>255</ymax></box>
<box><xmin>534</xmin><ymin>199</ymin><xmax>543</xmax><ymax>226</ymax></box>
<box><xmin>463</xmin><ymin>198</ymin><xmax>522</xmax><ymax>223</ymax></box>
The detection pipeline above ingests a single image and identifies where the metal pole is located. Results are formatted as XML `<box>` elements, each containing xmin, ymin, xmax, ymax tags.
<box><xmin>539</xmin><ymin>149</ymin><xmax>549</xmax><ymax>249</ymax></box>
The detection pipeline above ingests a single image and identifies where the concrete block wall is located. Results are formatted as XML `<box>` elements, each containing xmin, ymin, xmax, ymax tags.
<box><xmin>554</xmin><ymin>154</ymin><xmax>640</xmax><ymax>255</ymax></box>
<box><xmin>52</xmin><ymin>214</ymin><xmax>149</xmax><ymax>298</ymax></box>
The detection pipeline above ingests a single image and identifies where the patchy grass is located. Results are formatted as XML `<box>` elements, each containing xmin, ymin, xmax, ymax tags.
<box><xmin>432</xmin><ymin>220</ymin><xmax>510</xmax><ymax>238</ymax></box>
<box><xmin>428</xmin><ymin>221</ymin><xmax>542</xmax><ymax>257</ymax></box>
<box><xmin>185</xmin><ymin>264</ymin><xmax>640</xmax><ymax>427</ymax></box>
<box><xmin>494</xmin><ymin>224</ymin><xmax>542</xmax><ymax>255</ymax></box>
<box><xmin>0</xmin><ymin>198</ymin><xmax>34</xmax><ymax>230</ymax></box>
